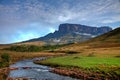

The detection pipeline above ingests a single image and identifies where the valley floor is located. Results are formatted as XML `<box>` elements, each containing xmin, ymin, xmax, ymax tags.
<box><xmin>0</xmin><ymin>44</ymin><xmax>120</xmax><ymax>80</ymax></box>
<box><xmin>34</xmin><ymin>47</ymin><xmax>120</xmax><ymax>80</ymax></box>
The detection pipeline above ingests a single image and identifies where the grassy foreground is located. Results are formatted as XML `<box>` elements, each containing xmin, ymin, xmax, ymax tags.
<box><xmin>38</xmin><ymin>56</ymin><xmax>120</xmax><ymax>67</ymax></box>
<box><xmin>35</xmin><ymin>55</ymin><xmax>120</xmax><ymax>79</ymax></box>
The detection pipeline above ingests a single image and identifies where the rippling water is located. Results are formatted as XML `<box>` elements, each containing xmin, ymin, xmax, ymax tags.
<box><xmin>9</xmin><ymin>58</ymin><xmax>79</xmax><ymax>80</ymax></box>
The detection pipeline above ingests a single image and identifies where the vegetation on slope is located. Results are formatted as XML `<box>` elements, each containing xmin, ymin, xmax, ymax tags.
<box><xmin>4</xmin><ymin>43</ymin><xmax>73</xmax><ymax>52</ymax></box>
<box><xmin>88</xmin><ymin>27</ymin><xmax>120</xmax><ymax>43</ymax></box>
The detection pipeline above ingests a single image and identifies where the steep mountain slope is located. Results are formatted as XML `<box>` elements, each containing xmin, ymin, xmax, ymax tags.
<box><xmin>88</xmin><ymin>27</ymin><xmax>120</xmax><ymax>43</ymax></box>
<box><xmin>26</xmin><ymin>23</ymin><xmax>112</xmax><ymax>44</ymax></box>
<box><xmin>56</xmin><ymin>27</ymin><xmax>120</xmax><ymax>52</ymax></box>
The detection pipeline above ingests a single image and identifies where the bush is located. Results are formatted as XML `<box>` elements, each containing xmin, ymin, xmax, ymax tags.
<box><xmin>0</xmin><ymin>62</ymin><xmax>3</xmax><ymax>67</ymax></box>
<box><xmin>0</xmin><ymin>53</ymin><xmax>10</xmax><ymax>67</ymax></box>
<box><xmin>66</xmin><ymin>51</ymin><xmax>78</xmax><ymax>54</ymax></box>
<box><xmin>1</xmin><ymin>53</ymin><xmax>10</xmax><ymax>62</ymax></box>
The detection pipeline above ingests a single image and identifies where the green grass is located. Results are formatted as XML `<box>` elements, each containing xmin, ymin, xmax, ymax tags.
<box><xmin>39</xmin><ymin>56</ymin><xmax>120</xmax><ymax>68</ymax></box>
<box><xmin>36</xmin><ymin>55</ymin><xmax>120</xmax><ymax>77</ymax></box>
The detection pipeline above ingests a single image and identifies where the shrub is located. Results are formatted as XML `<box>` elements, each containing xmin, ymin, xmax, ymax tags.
<box><xmin>66</xmin><ymin>51</ymin><xmax>78</xmax><ymax>54</ymax></box>
<box><xmin>1</xmin><ymin>53</ymin><xmax>10</xmax><ymax>62</ymax></box>
<box><xmin>115</xmin><ymin>55</ymin><xmax>120</xmax><ymax>58</ymax></box>
<box><xmin>0</xmin><ymin>53</ymin><xmax>10</xmax><ymax>67</ymax></box>
<box><xmin>0</xmin><ymin>62</ymin><xmax>3</xmax><ymax>67</ymax></box>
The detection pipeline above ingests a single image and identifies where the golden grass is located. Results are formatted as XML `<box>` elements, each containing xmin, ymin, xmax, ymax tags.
<box><xmin>0</xmin><ymin>50</ymin><xmax>65</xmax><ymax>64</ymax></box>
<box><xmin>0</xmin><ymin>41</ymin><xmax>45</xmax><ymax>50</ymax></box>
<box><xmin>13</xmin><ymin>41</ymin><xmax>46</xmax><ymax>46</ymax></box>
<box><xmin>56</xmin><ymin>41</ymin><xmax>120</xmax><ymax>58</ymax></box>
<box><xmin>0</xmin><ymin>44</ymin><xmax>11</xmax><ymax>49</ymax></box>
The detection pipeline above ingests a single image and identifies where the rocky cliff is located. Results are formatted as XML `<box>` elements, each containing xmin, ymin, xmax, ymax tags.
<box><xmin>26</xmin><ymin>23</ymin><xmax>112</xmax><ymax>44</ymax></box>
<box><xmin>59</xmin><ymin>23</ymin><xmax>112</xmax><ymax>35</ymax></box>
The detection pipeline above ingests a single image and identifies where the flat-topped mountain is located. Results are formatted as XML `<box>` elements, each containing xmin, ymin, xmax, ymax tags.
<box><xmin>59</xmin><ymin>24</ymin><xmax>112</xmax><ymax>35</ymax></box>
<box><xmin>26</xmin><ymin>23</ymin><xmax>112</xmax><ymax>44</ymax></box>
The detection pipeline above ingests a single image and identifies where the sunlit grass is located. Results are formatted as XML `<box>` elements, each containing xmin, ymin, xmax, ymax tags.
<box><xmin>39</xmin><ymin>55</ymin><xmax>120</xmax><ymax>68</ymax></box>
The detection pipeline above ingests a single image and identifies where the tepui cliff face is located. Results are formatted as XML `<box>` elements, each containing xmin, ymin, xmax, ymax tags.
<box><xmin>58</xmin><ymin>23</ymin><xmax>112</xmax><ymax>35</ymax></box>
<box><xmin>26</xmin><ymin>23</ymin><xmax>112</xmax><ymax>44</ymax></box>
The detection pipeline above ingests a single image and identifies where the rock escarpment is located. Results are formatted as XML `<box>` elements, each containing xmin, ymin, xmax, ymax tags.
<box><xmin>26</xmin><ymin>23</ymin><xmax>112</xmax><ymax>44</ymax></box>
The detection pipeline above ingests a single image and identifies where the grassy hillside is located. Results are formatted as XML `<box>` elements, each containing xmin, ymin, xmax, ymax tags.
<box><xmin>88</xmin><ymin>27</ymin><xmax>120</xmax><ymax>43</ymax></box>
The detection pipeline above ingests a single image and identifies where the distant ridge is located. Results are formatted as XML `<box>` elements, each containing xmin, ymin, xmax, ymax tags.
<box><xmin>25</xmin><ymin>23</ymin><xmax>112</xmax><ymax>44</ymax></box>
<box><xmin>88</xmin><ymin>27</ymin><xmax>120</xmax><ymax>43</ymax></box>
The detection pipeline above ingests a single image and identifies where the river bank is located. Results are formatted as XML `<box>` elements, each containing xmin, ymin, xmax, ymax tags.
<box><xmin>50</xmin><ymin>67</ymin><xmax>120</xmax><ymax>80</ymax></box>
<box><xmin>34</xmin><ymin>56</ymin><xmax>120</xmax><ymax>80</ymax></box>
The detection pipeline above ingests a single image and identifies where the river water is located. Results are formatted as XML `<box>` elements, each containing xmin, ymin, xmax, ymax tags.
<box><xmin>8</xmin><ymin>58</ymin><xmax>79</xmax><ymax>80</ymax></box>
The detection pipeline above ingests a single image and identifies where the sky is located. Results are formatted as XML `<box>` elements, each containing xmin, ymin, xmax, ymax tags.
<box><xmin>0</xmin><ymin>0</ymin><xmax>120</xmax><ymax>44</ymax></box>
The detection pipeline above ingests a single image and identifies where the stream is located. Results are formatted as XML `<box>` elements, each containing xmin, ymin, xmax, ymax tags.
<box><xmin>8</xmin><ymin>57</ymin><xmax>79</xmax><ymax>80</ymax></box>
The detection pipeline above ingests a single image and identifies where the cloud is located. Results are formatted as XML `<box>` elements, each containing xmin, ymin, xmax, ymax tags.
<box><xmin>101</xmin><ymin>15</ymin><xmax>120</xmax><ymax>23</ymax></box>
<box><xmin>0</xmin><ymin>0</ymin><xmax>120</xmax><ymax>43</ymax></box>
<box><xmin>1</xmin><ymin>0</ymin><xmax>120</xmax><ymax>25</ymax></box>
<box><xmin>102</xmin><ymin>20</ymin><xmax>114</xmax><ymax>24</ymax></box>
